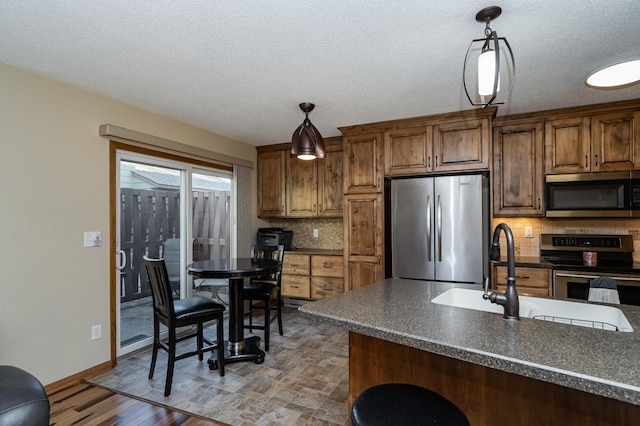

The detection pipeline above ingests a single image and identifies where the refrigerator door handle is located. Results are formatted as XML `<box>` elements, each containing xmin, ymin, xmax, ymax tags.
<box><xmin>437</xmin><ymin>194</ymin><xmax>442</xmax><ymax>262</ymax></box>
<box><xmin>426</xmin><ymin>195</ymin><xmax>432</xmax><ymax>261</ymax></box>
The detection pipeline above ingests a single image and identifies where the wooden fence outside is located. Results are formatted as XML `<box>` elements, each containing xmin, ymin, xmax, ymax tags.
<box><xmin>120</xmin><ymin>188</ymin><xmax>230</xmax><ymax>302</ymax></box>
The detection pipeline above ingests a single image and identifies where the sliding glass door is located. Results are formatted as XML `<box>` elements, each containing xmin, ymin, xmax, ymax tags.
<box><xmin>115</xmin><ymin>150</ymin><xmax>233</xmax><ymax>356</ymax></box>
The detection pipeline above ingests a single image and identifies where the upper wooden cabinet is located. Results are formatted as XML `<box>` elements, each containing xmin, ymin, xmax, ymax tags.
<box><xmin>286</xmin><ymin>157</ymin><xmax>317</xmax><ymax>217</ymax></box>
<box><xmin>257</xmin><ymin>148</ymin><xmax>286</xmax><ymax>217</ymax></box>
<box><xmin>257</xmin><ymin>137</ymin><xmax>343</xmax><ymax>218</ymax></box>
<box><xmin>317</xmin><ymin>142</ymin><xmax>344</xmax><ymax>217</ymax></box>
<box><xmin>343</xmin><ymin>132</ymin><xmax>384</xmax><ymax>194</ymax></box>
<box><xmin>545</xmin><ymin>109</ymin><xmax>640</xmax><ymax>174</ymax></box>
<box><xmin>432</xmin><ymin>117</ymin><xmax>491</xmax><ymax>172</ymax></box>
<box><xmin>493</xmin><ymin>120</ymin><xmax>544</xmax><ymax>216</ymax></box>
<box><xmin>384</xmin><ymin>126</ymin><xmax>433</xmax><ymax>175</ymax></box>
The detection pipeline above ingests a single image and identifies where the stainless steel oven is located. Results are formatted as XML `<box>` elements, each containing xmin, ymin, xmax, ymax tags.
<box><xmin>554</xmin><ymin>270</ymin><xmax>640</xmax><ymax>306</ymax></box>
<box><xmin>542</xmin><ymin>233</ymin><xmax>640</xmax><ymax>306</ymax></box>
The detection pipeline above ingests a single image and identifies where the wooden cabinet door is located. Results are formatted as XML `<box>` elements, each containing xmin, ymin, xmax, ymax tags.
<box><xmin>545</xmin><ymin>116</ymin><xmax>591</xmax><ymax>174</ymax></box>
<box><xmin>493</xmin><ymin>121</ymin><xmax>544</xmax><ymax>216</ymax></box>
<box><xmin>343</xmin><ymin>132</ymin><xmax>383</xmax><ymax>194</ymax></box>
<box><xmin>344</xmin><ymin>193</ymin><xmax>384</xmax><ymax>290</ymax></box>
<box><xmin>257</xmin><ymin>149</ymin><xmax>286</xmax><ymax>217</ymax></box>
<box><xmin>432</xmin><ymin>118</ymin><xmax>490</xmax><ymax>172</ymax></box>
<box><xmin>286</xmin><ymin>157</ymin><xmax>317</xmax><ymax>217</ymax></box>
<box><xmin>317</xmin><ymin>141</ymin><xmax>344</xmax><ymax>217</ymax></box>
<box><xmin>384</xmin><ymin>126</ymin><xmax>432</xmax><ymax>175</ymax></box>
<box><xmin>591</xmin><ymin>110</ymin><xmax>640</xmax><ymax>172</ymax></box>
<box><xmin>493</xmin><ymin>265</ymin><xmax>551</xmax><ymax>297</ymax></box>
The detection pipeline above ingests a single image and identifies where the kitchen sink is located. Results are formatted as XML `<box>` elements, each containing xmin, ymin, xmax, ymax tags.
<box><xmin>431</xmin><ymin>288</ymin><xmax>633</xmax><ymax>332</ymax></box>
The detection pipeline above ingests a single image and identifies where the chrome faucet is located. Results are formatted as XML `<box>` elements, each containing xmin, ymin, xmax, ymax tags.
<box><xmin>483</xmin><ymin>223</ymin><xmax>520</xmax><ymax>320</ymax></box>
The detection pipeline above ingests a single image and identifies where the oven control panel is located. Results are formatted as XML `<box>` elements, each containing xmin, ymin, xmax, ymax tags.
<box><xmin>541</xmin><ymin>234</ymin><xmax>633</xmax><ymax>253</ymax></box>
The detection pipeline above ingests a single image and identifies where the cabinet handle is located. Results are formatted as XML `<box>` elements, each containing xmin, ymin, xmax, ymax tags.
<box><xmin>585</xmin><ymin>155</ymin><xmax>588</xmax><ymax>168</ymax></box>
<box><xmin>537</xmin><ymin>198</ymin><xmax>541</xmax><ymax>209</ymax></box>
<box><xmin>428</xmin><ymin>156</ymin><xmax>431</xmax><ymax>168</ymax></box>
<box><xmin>435</xmin><ymin>155</ymin><xmax>439</xmax><ymax>167</ymax></box>
<box><xmin>515</xmin><ymin>275</ymin><xmax>530</xmax><ymax>279</ymax></box>
<box><xmin>594</xmin><ymin>154</ymin><xmax>598</xmax><ymax>168</ymax></box>
<box><xmin>291</xmin><ymin>285</ymin><xmax>299</xmax><ymax>288</ymax></box>
<box><xmin>323</xmin><ymin>263</ymin><xmax>333</xmax><ymax>268</ymax></box>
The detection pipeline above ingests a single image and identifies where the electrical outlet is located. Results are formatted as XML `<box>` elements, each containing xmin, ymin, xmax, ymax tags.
<box><xmin>525</xmin><ymin>226</ymin><xmax>533</xmax><ymax>238</ymax></box>
<box><xmin>91</xmin><ymin>324</ymin><xmax>102</xmax><ymax>340</ymax></box>
<box><xmin>313</xmin><ymin>229</ymin><xmax>319</xmax><ymax>238</ymax></box>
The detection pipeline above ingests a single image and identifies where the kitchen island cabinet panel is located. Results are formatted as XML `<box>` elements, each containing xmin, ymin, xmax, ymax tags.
<box><xmin>350</xmin><ymin>332</ymin><xmax>639</xmax><ymax>426</ymax></box>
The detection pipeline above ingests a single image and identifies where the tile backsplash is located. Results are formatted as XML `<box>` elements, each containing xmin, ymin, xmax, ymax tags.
<box><xmin>266</xmin><ymin>218</ymin><xmax>343</xmax><ymax>250</ymax></box>
<box><xmin>491</xmin><ymin>217</ymin><xmax>640</xmax><ymax>262</ymax></box>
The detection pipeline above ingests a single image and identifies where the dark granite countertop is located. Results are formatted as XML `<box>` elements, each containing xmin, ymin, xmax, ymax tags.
<box><xmin>299</xmin><ymin>278</ymin><xmax>640</xmax><ymax>406</ymax></box>
<box><xmin>492</xmin><ymin>256</ymin><xmax>554</xmax><ymax>268</ymax></box>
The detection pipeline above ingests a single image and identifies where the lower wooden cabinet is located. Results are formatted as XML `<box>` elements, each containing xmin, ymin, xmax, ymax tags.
<box><xmin>492</xmin><ymin>265</ymin><xmax>552</xmax><ymax>297</ymax></box>
<box><xmin>282</xmin><ymin>252</ymin><xmax>344</xmax><ymax>300</ymax></box>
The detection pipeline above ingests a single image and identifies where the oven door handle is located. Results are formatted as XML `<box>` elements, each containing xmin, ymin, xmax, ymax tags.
<box><xmin>556</xmin><ymin>272</ymin><xmax>640</xmax><ymax>282</ymax></box>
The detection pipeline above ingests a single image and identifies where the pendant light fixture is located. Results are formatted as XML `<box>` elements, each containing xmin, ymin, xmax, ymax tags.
<box><xmin>291</xmin><ymin>102</ymin><xmax>325</xmax><ymax>160</ymax></box>
<box><xmin>463</xmin><ymin>6</ymin><xmax>515</xmax><ymax>107</ymax></box>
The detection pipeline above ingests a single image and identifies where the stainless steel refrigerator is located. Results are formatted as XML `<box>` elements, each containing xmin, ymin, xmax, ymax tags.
<box><xmin>390</xmin><ymin>174</ymin><xmax>489</xmax><ymax>284</ymax></box>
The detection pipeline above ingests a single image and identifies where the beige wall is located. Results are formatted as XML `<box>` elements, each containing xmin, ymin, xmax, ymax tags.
<box><xmin>0</xmin><ymin>62</ymin><xmax>260</xmax><ymax>385</ymax></box>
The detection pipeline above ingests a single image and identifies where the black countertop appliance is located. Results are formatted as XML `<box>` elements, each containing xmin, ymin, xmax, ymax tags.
<box><xmin>257</xmin><ymin>228</ymin><xmax>293</xmax><ymax>250</ymax></box>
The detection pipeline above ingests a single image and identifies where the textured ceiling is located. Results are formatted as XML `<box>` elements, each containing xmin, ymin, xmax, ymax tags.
<box><xmin>1</xmin><ymin>1</ymin><xmax>640</xmax><ymax>146</ymax></box>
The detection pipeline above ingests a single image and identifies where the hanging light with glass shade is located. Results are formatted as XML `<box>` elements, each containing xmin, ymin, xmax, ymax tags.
<box><xmin>291</xmin><ymin>102</ymin><xmax>325</xmax><ymax>160</ymax></box>
<box><xmin>463</xmin><ymin>6</ymin><xmax>515</xmax><ymax>107</ymax></box>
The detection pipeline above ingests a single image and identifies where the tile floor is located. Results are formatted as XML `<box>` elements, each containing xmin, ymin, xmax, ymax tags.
<box><xmin>89</xmin><ymin>306</ymin><xmax>350</xmax><ymax>426</ymax></box>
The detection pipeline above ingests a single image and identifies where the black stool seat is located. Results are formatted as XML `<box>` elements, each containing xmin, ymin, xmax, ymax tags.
<box><xmin>0</xmin><ymin>366</ymin><xmax>50</xmax><ymax>426</ymax></box>
<box><xmin>351</xmin><ymin>383</ymin><xmax>469</xmax><ymax>426</ymax></box>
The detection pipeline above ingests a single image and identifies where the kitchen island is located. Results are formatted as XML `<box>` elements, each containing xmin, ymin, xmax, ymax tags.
<box><xmin>299</xmin><ymin>278</ymin><xmax>640</xmax><ymax>425</ymax></box>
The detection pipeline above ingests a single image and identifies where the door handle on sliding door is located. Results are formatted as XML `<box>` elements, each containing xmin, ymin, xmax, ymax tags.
<box><xmin>116</xmin><ymin>249</ymin><xmax>126</xmax><ymax>270</ymax></box>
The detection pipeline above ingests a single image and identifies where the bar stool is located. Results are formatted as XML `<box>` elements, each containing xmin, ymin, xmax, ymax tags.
<box><xmin>351</xmin><ymin>383</ymin><xmax>469</xmax><ymax>426</ymax></box>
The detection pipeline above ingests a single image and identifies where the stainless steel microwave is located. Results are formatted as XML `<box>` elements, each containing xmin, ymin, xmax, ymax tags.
<box><xmin>545</xmin><ymin>171</ymin><xmax>640</xmax><ymax>217</ymax></box>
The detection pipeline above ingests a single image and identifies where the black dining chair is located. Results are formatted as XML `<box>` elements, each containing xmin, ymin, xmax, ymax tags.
<box><xmin>242</xmin><ymin>244</ymin><xmax>285</xmax><ymax>351</ymax></box>
<box><xmin>143</xmin><ymin>256</ymin><xmax>226</xmax><ymax>396</ymax></box>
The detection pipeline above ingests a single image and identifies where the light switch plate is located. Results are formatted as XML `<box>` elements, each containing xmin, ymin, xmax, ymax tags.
<box><xmin>84</xmin><ymin>231</ymin><xmax>102</xmax><ymax>247</ymax></box>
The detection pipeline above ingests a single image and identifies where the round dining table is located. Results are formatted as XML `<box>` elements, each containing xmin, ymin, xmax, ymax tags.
<box><xmin>187</xmin><ymin>258</ymin><xmax>282</xmax><ymax>368</ymax></box>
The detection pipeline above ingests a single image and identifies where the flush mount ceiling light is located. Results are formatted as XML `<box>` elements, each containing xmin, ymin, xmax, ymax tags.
<box><xmin>463</xmin><ymin>6</ymin><xmax>515</xmax><ymax>107</ymax></box>
<box><xmin>586</xmin><ymin>59</ymin><xmax>640</xmax><ymax>89</ymax></box>
<box><xmin>291</xmin><ymin>102</ymin><xmax>325</xmax><ymax>161</ymax></box>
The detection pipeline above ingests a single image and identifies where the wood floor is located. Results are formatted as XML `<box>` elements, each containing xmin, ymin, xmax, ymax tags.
<box><xmin>49</xmin><ymin>382</ymin><xmax>227</xmax><ymax>426</ymax></box>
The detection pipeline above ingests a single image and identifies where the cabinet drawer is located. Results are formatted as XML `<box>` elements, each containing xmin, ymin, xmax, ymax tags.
<box><xmin>282</xmin><ymin>254</ymin><xmax>310</xmax><ymax>275</ymax></box>
<box><xmin>311</xmin><ymin>277</ymin><xmax>344</xmax><ymax>299</ymax></box>
<box><xmin>311</xmin><ymin>255</ymin><xmax>344</xmax><ymax>278</ymax></box>
<box><xmin>282</xmin><ymin>274</ymin><xmax>310</xmax><ymax>298</ymax></box>
<box><xmin>494</xmin><ymin>266</ymin><xmax>551</xmax><ymax>297</ymax></box>
<box><xmin>495</xmin><ymin>266</ymin><xmax>551</xmax><ymax>288</ymax></box>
